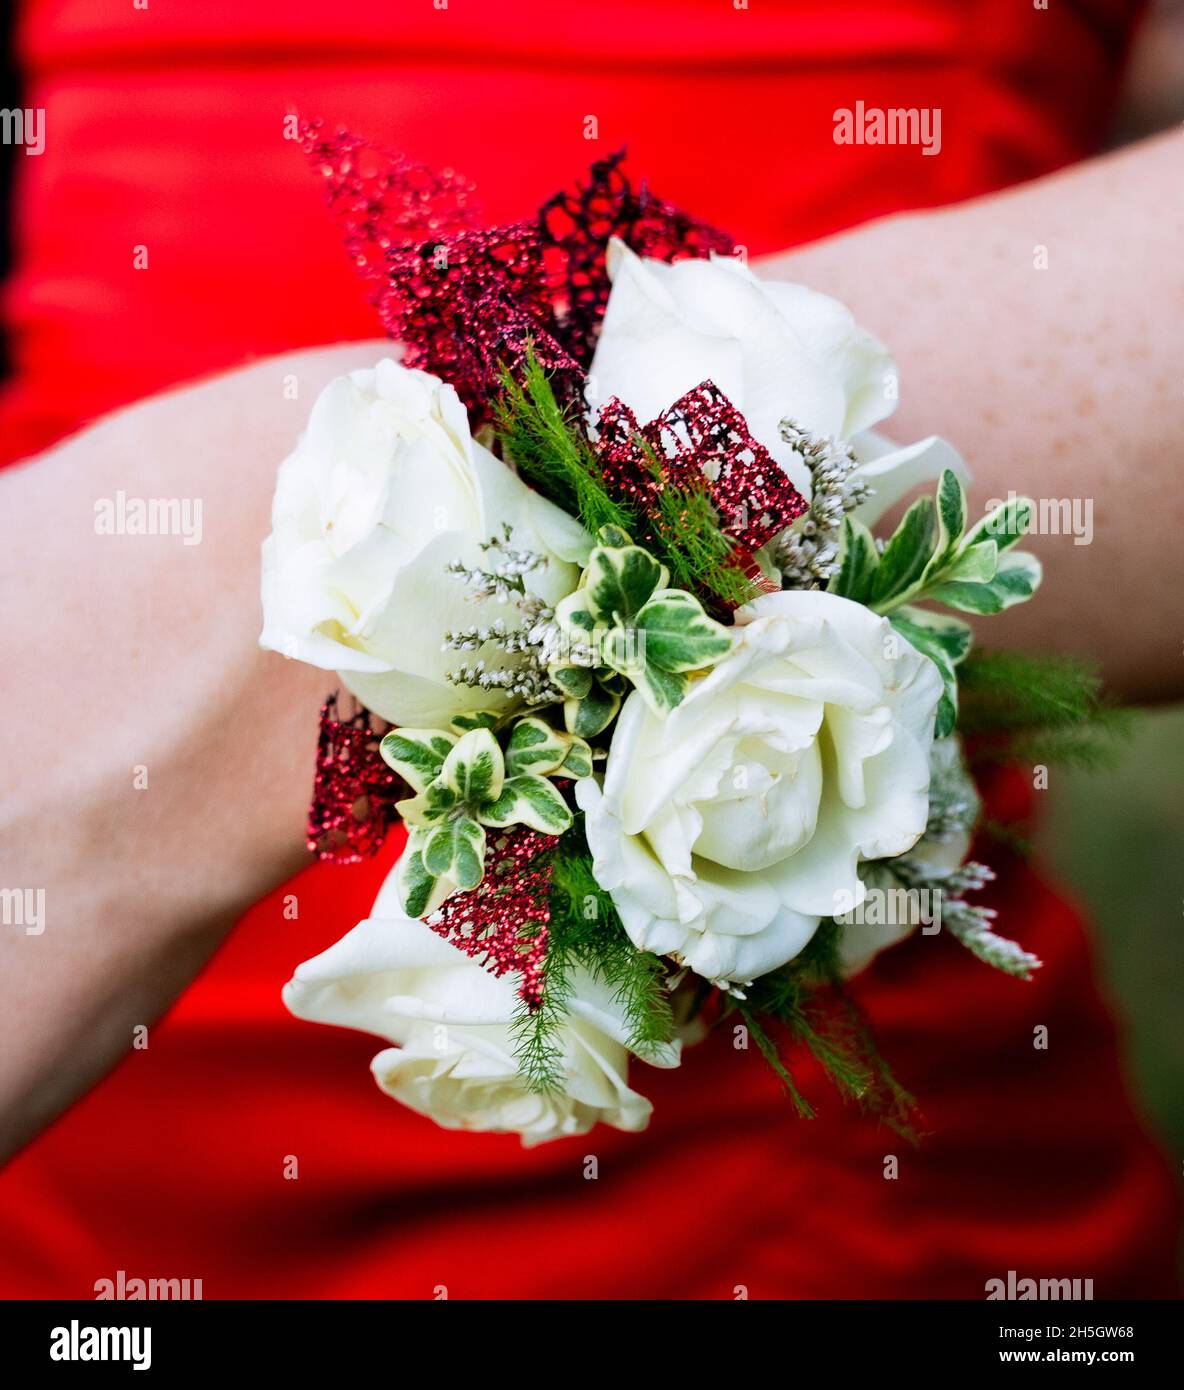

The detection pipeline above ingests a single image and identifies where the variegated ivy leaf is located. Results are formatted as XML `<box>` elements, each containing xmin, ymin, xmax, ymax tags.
<box><xmin>867</xmin><ymin>471</ymin><xmax>1040</xmax><ymax>619</ymax></box>
<box><xmin>890</xmin><ymin>607</ymin><xmax>973</xmax><ymax>739</ymax></box>
<box><xmin>421</xmin><ymin>815</ymin><xmax>486</xmax><ymax>890</ymax></box>
<box><xmin>582</xmin><ymin>543</ymin><xmax>668</xmax><ymax>626</ymax></box>
<box><xmin>554</xmin><ymin>588</ymin><xmax>600</xmax><ymax>639</ymax></box>
<box><xmin>558</xmin><ymin>738</ymin><xmax>594</xmax><ymax>780</ymax></box>
<box><xmin>396</xmin><ymin>779</ymin><xmax>460</xmax><ymax>828</ymax></box>
<box><xmin>830</xmin><ymin>515</ymin><xmax>880</xmax><ymax>604</ymax></box>
<box><xmin>596</xmin><ymin>523</ymin><xmax>634</xmax><ymax>549</ymax></box>
<box><xmin>479</xmin><ymin>773</ymin><xmax>573</xmax><ymax>835</ymax></box>
<box><xmin>929</xmin><ymin>550</ymin><xmax>1042</xmax><ymax>614</ymax></box>
<box><xmin>962</xmin><ymin>493</ymin><xmax>1034</xmax><ymax>552</ymax></box>
<box><xmin>634</xmin><ymin>590</ymin><xmax>733</xmax><ymax>673</ymax></box>
<box><xmin>504</xmin><ymin>716</ymin><xmax>593</xmax><ymax>780</ymax></box>
<box><xmin>558</xmin><ymin>539</ymin><xmax>667</xmax><ymax>633</ymax></box>
<box><xmin>563</xmin><ymin>679</ymin><xmax>620</xmax><ymax>739</ymax></box>
<box><xmin>554</xmin><ymin>534</ymin><xmax>731</xmax><ymax>716</ymax></box>
<box><xmin>869</xmin><ymin>495</ymin><xmax>936</xmax><ymax>607</ymax></box>
<box><xmin>448</xmin><ymin>710</ymin><xmax>500</xmax><ymax>734</ymax></box>
<box><xmin>380</xmin><ymin>727</ymin><xmax>457</xmax><ymax>793</ymax></box>
<box><xmin>439</xmin><ymin>728</ymin><xmax>504</xmax><ymax>805</ymax></box>
<box><xmin>504</xmin><ymin>716</ymin><xmax>571</xmax><ymax>776</ymax></box>
<box><xmin>549</xmin><ymin>664</ymin><xmax>593</xmax><ymax>700</ymax></box>
<box><xmin>397</xmin><ymin>836</ymin><xmax>442</xmax><ymax>919</ymax></box>
<box><xmin>941</xmin><ymin>539</ymin><xmax>997</xmax><ymax>584</ymax></box>
<box><xmin>635</xmin><ymin>663</ymin><xmax>690</xmax><ymax>714</ymax></box>
<box><xmin>919</xmin><ymin>467</ymin><xmax>968</xmax><ymax>586</ymax></box>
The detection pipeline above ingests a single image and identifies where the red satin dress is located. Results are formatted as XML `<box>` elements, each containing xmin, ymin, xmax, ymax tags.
<box><xmin>1</xmin><ymin>0</ymin><xmax>1177</xmax><ymax>1298</ymax></box>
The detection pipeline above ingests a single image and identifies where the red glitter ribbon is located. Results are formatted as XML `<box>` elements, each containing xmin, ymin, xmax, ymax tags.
<box><xmin>302</xmin><ymin>126</ymin><xmax>734</xmax><ymax>416</ymax></box>
<box><xmin>424</xmin><ymin>826</ymin><xmax>555</xmax><ymax>1011</ymax></box>
<box><xmin>307</xmin><ymin>694</ymin><xmax>405</xmax><ymax>864</ymax></box>
<box><xmin>595</xmin><ymin>379</ymin><xmax>809</xmax><ymax>563</ymax></box>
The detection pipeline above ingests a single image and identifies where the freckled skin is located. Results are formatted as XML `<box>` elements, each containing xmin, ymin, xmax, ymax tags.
<box><xmin>762</xmin><ymin>130</ymin><xmax>1184</xmax><ymax>704</ymax></box>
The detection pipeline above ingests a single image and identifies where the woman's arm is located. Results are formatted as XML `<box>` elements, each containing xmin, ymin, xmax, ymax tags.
<box><xmin>0</xmin><ymin>341</ymin><xmax>390</xmax><ymax>1161</ymax></box>
<box><xmin>760</xmin><ymin>129</ymin><xmax>1184</xmax><ymax>704</ymax></box>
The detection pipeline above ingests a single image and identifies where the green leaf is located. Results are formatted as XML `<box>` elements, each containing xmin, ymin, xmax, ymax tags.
<box><xmin>992</xmin><ymin>550</ymin><xmax>1042</xmax><ymax>605</ymax></box>
<box><xmin>583</xmin><ymin>544</ymin><xmax>666</xmax><ymax>625</ymax></box>
<box><xmin>634</xmin><ymin>662</ymin><xmax>690</xmax><ymax>714</ymax></box>
<box><xmin>558</xmin><ymin>736</ymin><xmax>594</xmax><ymax>780</ymax></box>
<box><xmin>549</xmin><ymin>664</ymin><xmax>593</xmax><ymax>699</ymax></box>
<box><xmin>962</xmin><ymin>495</ymin><xmax>1033</xmax><ymax>553</ymax></box>
<box><xmin>634</xmin><ymin>590</ymin><xmax>733</xmax><ymax>673</ymax></box>
<box><xmin>890</xmin><ymin>609</ymin><xmax>972</xmax><ymax>739</ymax></box>
<box><xmin>940</xmin><ymin>539</ymin><xmax>998</xmax><ymax>584</ymax></box>
<box><xmin>870</xmin><ymin>496</ymin><xmax>936</xmax><ymax>607</ymax></box>
<box><xmin>380</xmin><ymin>728</ymin><xmax>457</xmax><ymax>793</ymax></box>
<box><xmin>480</xmin><ymin>774</ymin><xmax>573</xmax><ymax>834</ymax></box>
<box><xmin>422</xmin><ymin>816</ymin><xmax>487</xmax><ymax>890</ymax></box>
<box><xmin>564</xmin><ymin>683</ymin><xmax>620</xmax><ymax>739</ymax></box>
<box><xmin>830</xmin><ymin>516</ymin><xmax>880</xmax><ymax>603</ymax></box>
<box><xmin>504</xmin><ymin>717</ymin><xmax>569</xmax><ymax>777</ymax></box>
<box><xmin>439</xmin><ymin>728</ymin><xmax>504</xmax><ymax>805</ymax></box>
<box><xmin>554</xmin><ymin>588</ymin><xmax>600</xmax><ymax>637</ymax></box>
<box><xmin>596</xmin><ymin>523</ymin><xmax>633</xmax><ymax>549</ymax></box>
<box><xmin>930</xmin><ymin>550</ymin><xmax>1042</xmax><ymax>614</ymax></box>
<box><xmin>397</xmin><ymin>839</ymin><xmax>440</xmax><ymax>919</ymax></box>
<box><xmin>396</xmin><ymin>780</ymin><xmax>460</xmax><ymax>827</ymax></box>
<box><xmin>492</xmin><ymin>345</ymin><xmax>636</xmax><ymax>538</ymax></box>
<box><xmin>448</xmin><ymin>710</ymin><xmax>500</xmax><ymax>734</ymax></box>
<box><xmin>892</xmin><ymin>607</ymin><xmax>974</xmax><ymax>665</ymax></box>
<box><xmin>919</xmin><ymin>468</ymin><xmax>968</xmax><ymax>584</ymax></box>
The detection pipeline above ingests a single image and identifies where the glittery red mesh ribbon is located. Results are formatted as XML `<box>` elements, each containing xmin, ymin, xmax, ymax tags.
<box><xmin>536</xmin><ymin>151</ymin><xmax>735</xmax><ymax>370</ymax></box>
<box><xmin>300</xmin><ymin>122</ymin><xmax>481</xmax><ymax>307</ymax></box>
<box><xmin>302</xmin><ymin>127</ymin><xmax>734</xmax><ymax>416</ymax></box>
<box><xmin>424</xmin><ymin>826</ymin><xmax>554</xmax><ymax>1011</ymax></box>
<box><xmin>307</xmin><ymin>694</ymin><xmax>405</xmax><ymax>864</ymax></box>
<box><xmin>595</xmin><ymin>379</ymin><xmax>809</xmax><ymax>558</ymax></box>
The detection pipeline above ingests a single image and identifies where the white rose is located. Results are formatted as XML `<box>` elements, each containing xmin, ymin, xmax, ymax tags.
<box><xmin>587</xmin><ymin>240</ymin><xmax>965</xmax><ymax>519</ymax></box>
<box><xmin>283</xmin><ymin>871</ymin><xmax>679</xmax><ymax>1146</ymax></box>
<box><xmin>837</xmin><ymin>736</ymin><xmax>978</xmax><ymax>976</ymax></box>
<box><xmin>576</xmin><ymin>588</ymin><xmax>943</xmax><ymax>985</ymax></box>
<box><xmin>260</xmin><ymin>358</ymin><xmax>588</xmax><ymax>726</ymax></box>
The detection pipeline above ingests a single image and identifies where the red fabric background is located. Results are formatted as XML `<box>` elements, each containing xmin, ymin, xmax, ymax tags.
<box><xmin>0</xmin><ymin>0</ymin><xmax>1177</xmax><ymax>1298</ymax></box>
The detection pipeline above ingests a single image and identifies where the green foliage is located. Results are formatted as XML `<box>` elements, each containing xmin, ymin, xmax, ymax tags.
<box><xmin>493</xmin><ymin>349</ymin><xmax>635</xmax><ymax>536</ymax></box>
<box><xmin>889</xmin><ymin>608</ymin><xmax>972</xmax><ymax>739</ymax></box>
<box><xmin>386</xmin><ymin>715</ymin><xmax>591</xmax><ymax>916</ymax></box>
<box><xmin>958</xmin><ymin>649</ymin><xmax>1132</xmax><ymax>769</ymax></box>
<box><xmin>841</xmin><ymin>467</ymin><xmax>1042</xmax><ymax>618</ymax></box>
<box><xmin>550</xmin><ymin>663</ymin><xmax>624</xmax><ymax>739</ymax></box>
<box><xmin>553</xmin><ymin>526</ymin><xmax>733</xmax><ymax>715</ymax></box>
<box><xmin>512</xmin><ymin>827</ymin><xmax>675</xmax><ymax>1094</ymax></box>
<box><xmin>728</xmin><ymin>923</ymin><xmax>919</xmax><ymax>1138</ymax></box>
<box><xmin>834</xmin><ymin>469</ymin><xmax>1048</xmax><ymax>744</ymax></box>
<box><xmin>495</xmin><ymin>346</ymin><xmax>758</xmax><ymax>613</ymax></box>
<box><xmin>648</xmin><ymin>472</ymin><xmax>761</xmax><ymax>609</ymax></box>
